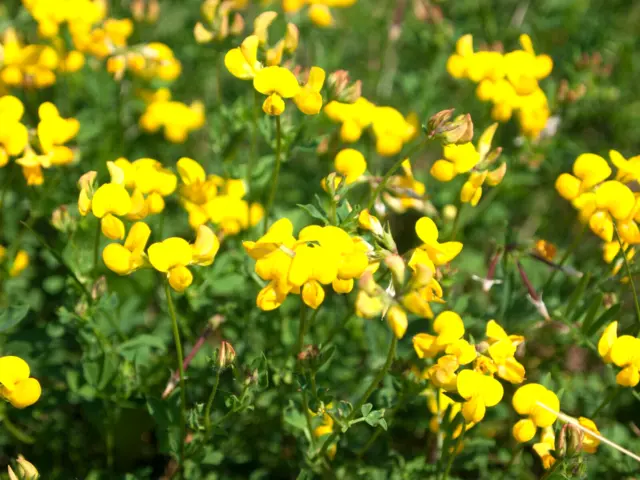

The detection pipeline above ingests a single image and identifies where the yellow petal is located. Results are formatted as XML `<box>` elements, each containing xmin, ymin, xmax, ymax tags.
<box><xmin>609</xmin><ymin>335</ymin><xmax>640</xmax><ymax>367</ymax></box>
<box><xmin>191</xmin><ymin>225</ymin><xmax>219</xmax><ymax>266</ymax></box>
<box><xmin>4</xmin><ymin>377</ymin><xmax>41</xmax><ymax>408</ymax></box>
<box><xmin>168</xmin><ymin>265</ymin><xmax>193</xmax><ymax>292</ymax></box>
<box><xmin>102</xmin><ymin>243</ymin><xmax>133</xmax><ymax>275</ymax></box>
<box><xmin>573</xmin><ymin>153</ymin><xmax>611</xmax><ymax>189</ymax></box>
<box><xmin>512</xmin><ymin>418</ymin><xmax>536</xmax><ymax>443</ymax></box>
<box><xmin>91</xmin><ymin>183</ymin><xmax>132</xmax><ymax>218</ymax></box>
<box><xmin>101</xmin><ymin>214</ymin><xmax>125</xmax><ymax>240</ymax></box>
<box><xmin>254</xmin><ymin>66</ymin><xmax>301</xmax><ymax>98</ymax></box>
<box><xmin>387</xmin><ymin>305</ymin><xmax>408</xmax><ymax>339</ymax></box>
<box><xmin>595</xmin><ymin>181</ymin><xmax>635</xmax><ymax>220</ymax></box>
<box><xmin>302</xmin><ymin>280</ymin><xmax>325</xmax><ymax>309</ymax></box>
<box><xmin>262</xmin><ymin>93</ymin><xmax>285</xmax><ymax>116</ymax></box>
<box><xmin>0</xmin><ymin>356</ymin><xmax>30</xmax><ymax>391</ymax></box>
<box><xmin>597</xmin><ymin>321</ymin><xmax>618</xmax><ymax>363</ymax></box>
<box><xmin>415</xmin><ymin>216</ymin><xmax>439</xmax><ymax>243</ymax></box>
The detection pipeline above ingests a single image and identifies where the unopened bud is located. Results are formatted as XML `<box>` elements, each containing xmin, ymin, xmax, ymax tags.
<box><xmin>131</xmin><ymin>0</ymin><xmax>145</xmax><ymax>21</ymax></box>
<box><xmin>77</xmin><ymin>171</ymin><xmax>97</xmax><ymax>193</ymax></box>
<box><xmin>327</xmin><ymin>70</ymin><xmax>361</xmax><ymax>103</ymax></box>
<box><xmin>486</xmin><ymin>162</ymin><xmax>507</xmax><ymax>186</ymax></box>
<box><xmin>8</xmin><ymin>455</ymin><xmax>39</xmax><ymax>480</ymax></box>
<box><xmin>297</xmin><ymin>344</ymin><xmax>320</xmax><ymax>362</ymax></box>
<box><xmin>147</xmin><ymin>0</ymin><xmax>160</xmax><ymax>22</ymax></box>
<box><xmin>230</xmin><ymin>13</ymin><xmax>244</xmax><ymax>36</ymax></box>
<box><xmin>384</xmin><ymin>254</ymin><xmax>406</xmax><ymax>287</ymax></box>
<box><xmin>441</xmin><ymin>114</ymin><xmax>474</xmax><ymax>144</ymax></box>
<box><xmin>426</xmin><ymin>108</ymin><xmax>454</xmax><ymax>135</ymax></box>
<box><xmin>194</xmin><ymin>22</ymin><xmax>214</xmax><ymax>43</ymax></box>
<box><xmin>442</xmin><ymin>204</ymin><xmax>457</xmax><ymax>221</ymax></box>
<box><xmin>51</xmin><ymin>205</ymin><xmax>74</xmax><ymax>232</ymax></box>
<box><xmin>92</xmin><ymin>276</ymin><xmax>108</xmax><ymax>300</ymax></box>
<box><xmin>358</xmin><ymin>271</ymin><xmax>380</xmax><ymax>296</ymax></box>
<box><xmin>217</xmin><ymin>341</ymin><xmax>236</xmax><ymax>369</ymax></box>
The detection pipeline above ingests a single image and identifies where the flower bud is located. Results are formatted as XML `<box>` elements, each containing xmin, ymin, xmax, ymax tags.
<box><xmin>326</xmin><ymin>70</ymin><xmax>361</xmax><ymax>103</ymax></box>
<box><xmin>91</xmin><ymin>276</ymin><xmax>108</xmax><ymax>300</ymax></box>
<box><xmin>147</xmin><ymin>0</ymin><xmax>160</xmax><ymax>23</ymax></box>
<box><xmin>77</xmin><ymin>171</ymin><xmax>97</xmax><ymax>193</ymax></box>
<box><xmin>8</xmin><ymin>455</ymin><xmax>39</xmax><ymax>480</ymax></box>
<box><xmin>230</xmin><ymin>13</ymin><xmax>244</xmax><ymax>36</ymax></box>
<box><xmin>131</xmin><ymin>0</ymin><xmax>145</xmax><ymax>21</ymax></box>
<box><xmin>442</xmin><ymin>204</ymin><xmax>457</xmax><ymax>221</ymax></box>
<box><xmin>358</xmin><ymin>271</ymin><xmax>379</xmax><ymax>296</ymax></box>
<box><xmin>426</xmin><ymin>108</ymin><xmax>454</xmax><ymax>136</ymax></box>
<box><xmin>384</xmin><ymin>254</ymin><xmax>406</xmax><ymax>287</ymax></box>
<box><xmin>442</xmin><ymin>114</ymin><xmax>474</xmax><ymax>144</ymax></box>
<box><xmin>217</xmin><ymin>341</ymin><xmax>236</xmax><ymax>369</ymax></box>
<box><xmin>51</xmin><ymin>205</ymin><xmax>74</xmax><ymax>232</ymax></box>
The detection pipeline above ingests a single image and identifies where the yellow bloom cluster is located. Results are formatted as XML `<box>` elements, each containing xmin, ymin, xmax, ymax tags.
<box><xmin>356</xmin><ymin>216</ymin><xmax>459</xmax><ymax>338</ymax></box>
<box><xmin>447</xmin><ymin>34</ymin><xmax>553</xmax><ymax>138</ymax></box>
<box><xmin>0</xmin><ymin>356</ymin><xmax>41</xmax><ymax>409</ymax></box>
<box><xmin>103</xmin><ymin>220</ymin><xmax>220</xmax><ymax>292</ymax></box>
<box><xmin>177</xmin><ymin>157</ymin><xmax>263</xmax><ymax>234</ymax></box>
<box><xmin>512</xmin><ymin>383</ymin><xmax>559</xmax><ymax>442</ymax></box>
<box><xmin>430</xmin><ymin>123</ymin><xmax>506</xmax><ymax>207</ymax></box>
<box><xmin>244</xmin><ymin>218</ymin><xmax>370</xmax><ymax>310</ymax></box>
<box><xmin>0</xmin><ymin>246</ymin><xmax>30</xmax><ymax>278</ymax></box>
<box><xmin>598</xmin><ymin>321</ymin><xmax>640</xmax><ymax>387</ymax></box>
<box><xmin>194</xmin><ymin>0</ymin><xmax>246</xmax><ymax>43</ymax></box>
<box><xmin>0</xmin><ymin>96</ymin><xmax>79</xmax><ymax>185</ymax></box>
<box><xmin>414</xmin><ymin>318</ymin><xmax>525</xmax><ymax>425</ymax></box>
<box><xmin>324</xmin><ymin>97</ymin><xmax>418</xmax><ymax>156</ymax></box>
<box><xmin>22</xmin><ymin>0</ymin><xmax>106</xmax><ymax>39</ymax></box>
<box><xmin>139</xmin><ymin>89</ymin><xmax>205</xmax><ymax>143</ymax></box>
<box><xmin>225</xmin><ymin>16</ymin><xmax>325</xmax><ymax>116</ymax></box>
<box><xmin>106</xmin><ymin>40</ymin><xmax>182</xmax><ymax>83</ymax></box>
<box><xmin>78</xmin><ymin>159</ymin><xmax>176</xmax><ymax>240</ymax></box>
<box><xmin>282</xmin><ymin>0</ymin><xmax>356</xmax><ymax>28</ymax></box>
<box><xmin>555</xmin><ymin>150</ymin><xmax>640</xmax><ymax>272</ymax></box>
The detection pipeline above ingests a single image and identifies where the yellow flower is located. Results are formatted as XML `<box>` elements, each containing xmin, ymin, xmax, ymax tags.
<box><xmin>532</xmin><ymin>427</ymin><xmax>556</xmax><ymax>470</ymax></box>
<box><xmin>334</xmin><ymin>148</ymin><xmax>367</xmax><ymax>185</ymax></box>
<box><xmin>191</xmin><ymin>225</ymin><xmax>220</xmax><ymax>266</ymax></box>
<box><xmin>460</xmin><ymin>171</ymin><xmax>487</xmax><ymax>206</ymax></box>
<box><xmin>224</xmin><ymin>34</ymin><xmax>262</xmax><ymax>80</ymax></box>
<box><xmin>148</xmin><ymin>238</ymin><xmax>194</xmax><ymax>292</ymax></box>
<box><xmin>0</xmin><ymin>96</ymin><xmax>29</xmax><ymax>164</ymax></box>
<box><xmin>0</xmin><ymin>356</ymin><xmax>42</xmax><ymax>409</ymax></box>
<box><xmin>431</xmin><ymin>143</ymin><xmax>480</xmax><ymax>182</ymax></box>
<box><xmin>555</xmin><ymin>153</ymin><xmax>611</xmax><ymax>201</ymax></box>
<box><xmin>358</xmin><ymin>209</ymin><xmax>384</xmax><ymax>236</ymax></box>
<box><xmin>485</xmin><ymin>320</ymin><xmax>526</xmax><ymax>384</ymax></box>
<box><xmin>411</xmin><ymin>217</ymin><xmax>463</xmax><ymax>266</ymax></box>
<box><xmin>324</xmin><ymin>97</ymin><xmax>375</xmax><ymax>143</ymax></box>
<box><xmin>597</xmin><ymin>320</ymin><xmax>618</xmax><ymax>363</ymax></box>
<box><xmin>383</xmin><ymin>160</ymin><xmax>426</xmax><ymax>213</ymax></box>
<box><xmin>412</xmin><ymin>311</ymin><xmax>466</xmax><ymax>358</ymax></box>
<box><xmin>36</xmin><ymin>102</ymin><xmax>79</xmax><ymax>166</ymax></box>
<box><xmin>427</xmin><ymin>354</ymin><xmax>460</xmax><ymax>391</ymax></box>
<box><xmin>254</xmin><ymin>66</ymin><xmax>301</xmax><ymax>115</ymax></box>
<box><xmin>371</xmin><ymin>106</ymin><xmax>417</xmax><ymax>157</ymax></box>
<box><xmin>92</xmin><ymin>183</ymin><xmax>132</xmax><ymax>240</ymax></box>
<box><xmin>456</xmin><ymin>369</ymin><xmax>504</xmax><ymax>423</ymax></box>
<box><xmin>9</xmin><ymin>250</ymin><xmax>29</xmax><ymax>277</ymax></box>
<box><xmin>512</xmin><ymin>383</ymin><xmax>559</xmax><ymax>442</ymax></box>
<box><xmin>609</xmin><ymin>335</ymin><xmax>640</xmax><ymax>387</ymax></box>
<box><xmin>387</xmin><ymin>305</ymin><xmax>408</xmax><ymax>339</ymax></box>
<box><xmin>294</xmin><ymin>66</ymin><xmax>326</xmax><ymax>115</ymax></box>
<box><xmin>578</xmin><ymin>417</ymin><xmax>600</xmax><ymax>454</ymax></box>
<box><xmin>102</xmin><ymin>222</ymin><xmax>151</xmax><ymax>275</ymax></box>
<box><xmin>610</xmin><ymin>149</ymin><xmax>640</xmax><ymax>184</ymax></box>
<box><xmin>308</xmin><ymin>4</ymin><xmax>334</xmax><ymax>27</ymax></box>
<box><xmin>446</xmin><ymin>34</ymin><xmax>474</xmax><ymax>79</ymax></box>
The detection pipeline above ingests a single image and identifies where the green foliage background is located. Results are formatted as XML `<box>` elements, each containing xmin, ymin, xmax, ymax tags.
<box><xmin>1</xmin><ymin>0</ymin><xmax>640</xmax><ymax>478</ymax></box>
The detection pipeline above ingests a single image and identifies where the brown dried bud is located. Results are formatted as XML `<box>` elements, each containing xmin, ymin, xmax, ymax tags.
<box><xmin>131</xmin><ymin>0</ymin><xmax>145</xmax><ymax>21</ymax></box>
<box><xmin>51</xmin><ymin>205</ymin><xmax>74</xmax><ymax>232</ymax></box>
<box><xmin>230</xmin><ymin>13</ymin><xmax>244</xmax><ymax>36</ymax></box>
<box><xmin>147</xmin><ymin>0</ymin><xmax>160</xmax><ymax>23</ymax></box>
<box><xmin>297</xmin><ymin>344</ymin><xmax>320</xmax><ymax>362</ymax></box>
<box><xmin>426</xmin><ymin>108</ymin><xmax>454</xmax><ymax>135</ymax></box>
<box><xmin>441</xmin><ymin>114</ymin><xmax>474</xmax><ymax>144</ymax></box>
<box><xmin>217</xmin><ymin>341</ymin><xmax>236</xmax><ymax>369</ymax></box>
<box><xmin>91</xmin><ymin>276</ymin><xmax>108</xmax><ymax>300</ymax></box>
<box><xmin>327</xmin><ymin>70</ymin><xmax>361</xmax><ymax>103</ymax></box>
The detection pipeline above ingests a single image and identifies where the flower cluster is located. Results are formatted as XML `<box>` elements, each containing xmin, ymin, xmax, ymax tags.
<box><xmin>177</xmin><ymin>157</ymin><xmax>263</xmax><ymax>234</ymax></box>
<box><xmin>430</xmin><ymin>122</ymin><xmax>506</xmax><ymax>207</ymax></box>
<box><xmin>282</xmin><ymin>0</ymin><xmax>356</xmax><ymax>28</ymax></box>
<box><xmin>598</xmin><ymin>321</ymin><xmax>640</xmax><ymax>387</ymax></box>
<box><xmin>324</xmin><ymin>97</ymin><xmax>418</xmax><ymax>156</ymax></box>
<box><xmin>225</xmin><ymin>15</ymin><xmax>327</xmax><ymax>117</ymax></box>
<box><xmin>78</xmin><ymin>159</ymin><xmax>176</xmax><ymax>239</ymax></box>
<box><xmin>194</xmin><ymin>0</ymin><xmax>246</xmax><ymax>43</ymax></box>
<box><xmin>139</xmin><ymin>89</ymin><xmax>205</xmax><ymax>143</ymax></box>
<box><xmin>102</xmin><ymin>220</ymin><xmax>219</xmax><ymax>292</ymax></box>
<box><xmin>0</xmin><ymin>356</ymin><xmax>41</xmax><ymax>409</ymax></box>
<box><xmin>0</xmin><ymin>96</ymin><xmax>79</xmax><ymax>185</ymax></box>
<box><xmin>447</xmin><ymin>34</ymin><xmax>553</xmax><ymax>138</ymax></box>
<box><xmin>355</xmin><ymin>216</ymin><xmax>459</xmax><ymax>338</ymax></box>
<box><xmin>244</xmin><ymin>218</ymin><xmax>370</xmax><ymax>310</ymax></box>
<box><xmin>555</xmin><ymin>151</ymin><xmax>640</xmax><ymax>272</ymax></box>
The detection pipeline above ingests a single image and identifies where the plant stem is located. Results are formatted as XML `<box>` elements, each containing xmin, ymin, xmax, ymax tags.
<box><xmin>164</xmin><ymin>280</ymin><xmax>186</xmax><ymax>478</ymax></box>
<box><xmin>204</xmin><ymin>367</ymin><xmax>222</xmax><ymax>434</ymax></box>
<box><xmin>246</xmin><ymin>90</ymin><xmax>259</xmax><ymax>230</ymax></box>
<box><xmin>450</xmin><ymin>202</ymin><xmax>465</xmax><ymax>241</ymax></box>
<box><xmin>0</xmin><ymin>412</ymin><xmax>35</xmax><ymax>444</ymax></box>
<box><xmin>295</xmin><ymin>302</ymin><xmax>309</xmax><ymax>357</ymax></box>
<box><xmin>614</xmin><ymin>226</ymin><xmax>640</xmax><ymax>331</ymax></box>
<box><xmin>541</xmin><ymin>222</ymin><xmax>587</xmax><ymax>293</ymax></box>
<box><xmin>302</xmin><ymin>388</ymin><xmax>316</xmax><ymax>448</ymax></box>
<box><xmin>366</xmin><ymin>140</ymin><xmax>426</xmax><ymax>211</ymax></box>
<box><xmin>262</xmin><ymin>115</ymin><xmax>282</xmax><ymax>234</ymax></box>
<box><xmin>316</xmin><ymin>334</ymin><xmax>398</xmax><ymax>459</ymax></box>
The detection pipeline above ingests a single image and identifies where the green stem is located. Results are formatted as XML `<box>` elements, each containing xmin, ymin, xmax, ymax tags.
<box><xmin>22</xmin><ymin>222</ymin><xmax>92</xmax><ymax>303</ymax></box>
<box><xmin>442</xmin><ymin>425</ymin><xmax>466</xmax><ymax>480</ymax></box>
<box><xmin>246</xmin><ymin>90</ymin><xmax>259</xmax><ymax>230</ymax></box>
<box><xmin>614</xmin><ymin>226</ymin><xmax>640</xmax><ymax>331</ymax></box>
<box><xmin>302</xmin><ymin>388</ymin><xmax>316</xmax><ymax>448</ymax></box>
<box><xmin>541</xmin><ymin>222</ymin><xmax>587</xmax><ymax>293</ymax></box>
<box><xmin>262</xmin><ymin>115</ymin><xmax>282</xmax><ymax>234</ymax></box>
<box><xmin>204</xmin><ymin>367</ymin><xmax>222</xmax><ymax>433</ymax></box>
<box><xmin>164</xmin><ymin>280</ymin><xmax>186</xmax><ymax>478</ymax></box>
<box><xmin>591</xmin><ymin>387</ymin><xmax>619</xmax><ymax>418</ymax></box>
<box><xmin>316</xmin><ymin>334</ymin><xmax>398</xmax><ymax>459</ymax></box>
<box><xmin>295</xmin><ymin>302</ymin><xmax>309</xmax><ymax>357</ymax></box>
<box><xmin>0</xmin><ymin>413</ymin><xmax>35</xmax><ymax>444</ymax></box>
<box><xmin>449</xmin><ymin>202</ymin><xmax>465</xmax><ymax>241</ymax></box>
<box><xmin>366</xmin><ymin>140</ymin><xmax>426</xmax><ymax>211</ymax></box>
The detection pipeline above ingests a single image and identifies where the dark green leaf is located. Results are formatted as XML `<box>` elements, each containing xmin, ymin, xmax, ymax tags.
<box><xmin>585</xmin><ymin>303</ymin><xmax>620</xmax><ymax>337</ymax></box>
<box><xmin>0</xmin><ymin>304</ymin><xmax>30</xmax><ymax>333</ymax></box>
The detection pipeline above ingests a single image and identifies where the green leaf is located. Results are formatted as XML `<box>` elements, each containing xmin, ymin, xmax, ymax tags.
<box><xmin>577</xmin><ymin>293</ymin><xmax>603</xmax><ymax>331</ymax></box>
<box><xmin>564</xmin><ymin>272</ymin><xmax>591</xmax><ymax>319</ymax></box>
<box><xmin>0</xmin><ymin>304</ymin><xmax>30</xmax><ymax>333</ymax></box>
<box><xmin>585</xmin><ymin>303</ymin><xmax>620</xmax><ymax>337</ymax></box>
<box><xmin>297</xmin><ymin>203</ymin><xmax>328</xmax><ymax>225</ymax></box>
<box><xmin>119</xmin><ymin>335</ymin><xmax>167</xmax><ymax>353</ymax></box>
<box><xmin>361</xmin><ymin>403</ymin><xmax>373</xmax><ymax>417</ymax></box>
<box><xmin>283</xmin><ymin>401</ymin><xmax>308</xmax><ymax>432</ymax></box>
